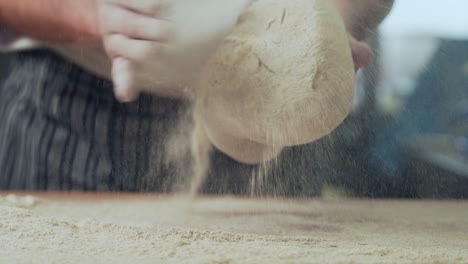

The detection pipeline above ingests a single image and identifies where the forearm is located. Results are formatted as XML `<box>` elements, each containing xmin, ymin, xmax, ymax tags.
<box><xmin>329</xmin><ymin>0</ymin><xmax>395</xmax><ymax>40</ymax></box>
<box><xmin>0</xmin><ymin>0</ymin><xmax>100</xmax><ymax>43</ymax></box>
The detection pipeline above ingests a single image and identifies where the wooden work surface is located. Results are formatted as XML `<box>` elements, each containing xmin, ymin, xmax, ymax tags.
<box><xmin>1</xmin><ymin>192</ymin><xmax>467</xmax><ymax>263</ymax></box>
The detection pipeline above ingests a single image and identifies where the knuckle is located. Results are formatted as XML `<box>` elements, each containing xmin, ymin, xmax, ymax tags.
<box><xmin>126</xmin><ymin>21</ymin><xmax>144</xmax><ymax>38</ymax></box>
<box><xmin>148</xmin><ymin>44</ymin><xmax>164</xmax><ymax>58</ymax></box>
<box><xmin>103</xmin><ymin>36</ymin><xmax>117</xmax><ymax>53</ymax></box>
<box><xmin>119</xmin><ymin>11</ymin><xmax>137</xmax><ymax>32</ymax></box>
<box><xmin>149</xmin><ymin>0</ymin><xmax>165</xmax><ymax>14</ymax></box>
<box><xmin>104</xmin><ymin>7</ymin><xmax>125</xmax><ymax>32</ymax></box>
<box><xmin>158</xmin><ymin>23</ymin><xmax>173</xmax><ymax>41</ymax></box>
<box><xmin>139</xmin><ymin>42</ymin><xmax>160</xmax><ymax>57</ymax></box>
<box><xmin>105</xmin><ymin>34</ymin><xmax>125</xmax><ymax>56</ymax></box>
<box><xmin>106</xmin><ymin>34</ymin><xmax>122</xmax><ymax>48</ymax></box>
<box><xmin>133</xmin><ymin>43</ymin><xmax>154</xmax><ymax>61</ymax></box>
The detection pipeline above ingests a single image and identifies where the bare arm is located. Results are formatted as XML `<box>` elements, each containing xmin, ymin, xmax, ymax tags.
<box><xmin>0</xmin><ymin>0</ymin><xmax>100</xmax><ymax>43</ymax></box>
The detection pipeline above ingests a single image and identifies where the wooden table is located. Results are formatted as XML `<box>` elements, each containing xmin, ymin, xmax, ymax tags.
<box><xmin>1</xmin><ymin>192</ymin><xmax>468</xmax><ymax>263</ymax></box>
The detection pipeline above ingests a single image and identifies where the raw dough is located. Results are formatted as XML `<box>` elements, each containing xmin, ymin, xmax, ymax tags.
<box><xmin>196</xmin><ymin>0</ymin><xmax>355</xmax><ymax>148</ymax></box>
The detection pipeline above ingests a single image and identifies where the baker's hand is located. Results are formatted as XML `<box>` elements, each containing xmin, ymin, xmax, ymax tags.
<box><xmin>348</xmin><ymin>33</ymin><xmax>374</xmax><ymax>71</ymax></box>
<box><xmin>98</xmin><ymin>0</ymin><xmax>253</xmax><ymax>102</ymax></box>
<box><xmin>329</xmin><ymin>0</ymin><xmax>394</xmax><ymax>71</ymax></box>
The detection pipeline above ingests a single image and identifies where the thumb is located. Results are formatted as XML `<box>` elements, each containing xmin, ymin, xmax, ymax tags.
<box><xmin>349</xmin><ymin>35</ymin><xmax>374</xmax><ymax>70</ymax></box>
<box><xmin>112</xmin><ymin>57</ymin><xmax>140</xmax><ymax>103</ymax></box>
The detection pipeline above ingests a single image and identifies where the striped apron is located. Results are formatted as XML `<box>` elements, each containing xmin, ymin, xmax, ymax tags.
<box><xmin>0</xmin><ymin>49</ymin><xmax>326</xmax><ymax>196</ymax></box>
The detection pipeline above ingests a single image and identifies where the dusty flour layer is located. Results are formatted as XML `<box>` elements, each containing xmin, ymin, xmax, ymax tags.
<box><xmin>1</xmin><ymin>195</ymin><xmax>468</xmax><ymax>264</ymax></box>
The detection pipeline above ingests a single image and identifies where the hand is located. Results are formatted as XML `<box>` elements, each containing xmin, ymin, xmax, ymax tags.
<box><xmin>348</xmin><ymin>33</ymin><xmax>374</xmax><ymax>71</ymax></box>
<box><xmin>0</xmin><ymin>0</ymin><xmax>100</xmax><ymax>43</ymax></box>
<box><xmin>329</xmin><ymin>0</ymin><xmax>394</xmax><ymax>70</ymax></box>
<box><xmin>98</xmin><ymin>0</ymin><xmax>253</xmax><ymax>102</ymax></box>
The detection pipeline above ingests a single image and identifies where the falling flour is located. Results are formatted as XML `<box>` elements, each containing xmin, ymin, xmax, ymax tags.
<box><xmin>188</xmin><ymin>116</ymin><xmax>212</xmax><ymax>196</ymax></box>
<box><xmin>183</xmin><ymin>0</ymin><xmax>356</xmax><ymax>192</ymax></box>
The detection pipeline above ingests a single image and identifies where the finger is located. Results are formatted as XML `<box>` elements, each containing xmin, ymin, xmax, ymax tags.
<box><xmin>112</xmin><ymin>57</ymin><xmax>140</xmax><ymax>102</ymax></box>
<box><xmin>105</xmin><ymin>0</ymin><xmax>167</xmax><ymax>16</ymax></box>
<box><xmin>100</xmin><ymin>4</ymin><xmax>172</xmax><ymax>41</ymax></box>
<box><xmin>104</xmin><ymin>34</ymin><xmax>168</xmax><ymax>62</ymax></box>
<box><xmin>113</xmin><ymin>60</ymin><xmax>187</xmax><ymax>99</ymax></box>
<box><xmin>349</xmin><ymin>37</ymin><xmax>374</xmax><ymax>70</ymax></box>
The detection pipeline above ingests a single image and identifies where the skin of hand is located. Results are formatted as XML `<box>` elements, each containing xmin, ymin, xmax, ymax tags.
<box><xmin>101</xmin><ymin>0</ymin><xmax>393</xmax><ymax>103</ymax></box>
<box><xmin>0</xmin><ymin>0</ymin><xmax>393</xmax><ymax>165</ymax></box>
<box><xmin>331</xmin><ymin>0</ymin><xmax>396</xmax><ymax>70</ymax></box>
<box><xmin>329</xmin><ymin>0</ymin><xmax>395</xmax><ymax>41</ymax></box>
<box><xmin>0</xmin><ymin>0</ymin><xmax>100</xmax><ymax>43</ymax></box>
<box><xmin>99</xmin><ymin>0</ymin><xmax>395</xmax><ymax>164</ymax></box>
<box><xmin>98</xmin><ymin>0</ymin><xmax>254</xmax><ymax>102</ymax></box>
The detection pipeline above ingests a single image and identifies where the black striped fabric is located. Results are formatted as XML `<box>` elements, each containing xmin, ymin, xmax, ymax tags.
<box><xmin>0</xmin><ymin>50</ymin><xmax>195</xmax><ymax>192</ymax></box>
<box><xmin>0</xmin><ymin>50</ymin><xmax>327</xmax><ymax>197</ymax></box>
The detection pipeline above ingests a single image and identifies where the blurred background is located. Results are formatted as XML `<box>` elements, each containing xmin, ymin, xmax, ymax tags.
<box><xmin>1</xmin><ymin>0</ymin><xmax>467</xmax><ymax>199</ymax></box>
<box><xmin>324</xmin><ymin>0</ymin><xmax>468</xmax><ymax>198</ymax></box>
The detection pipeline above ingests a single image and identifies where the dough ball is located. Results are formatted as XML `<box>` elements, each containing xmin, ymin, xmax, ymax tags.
<box><xmin>197</xmin><ymin>0</ymin><xmax>355</xmax><ymax>147</ymax></box>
